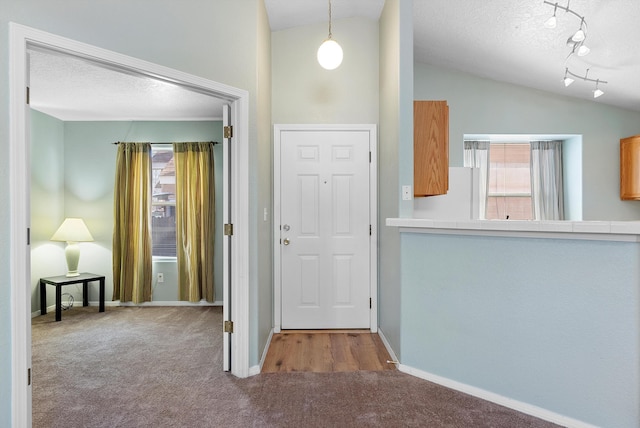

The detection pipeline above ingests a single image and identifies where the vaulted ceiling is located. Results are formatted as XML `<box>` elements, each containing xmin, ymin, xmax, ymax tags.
<box><xmin>29</xmin><ymin>0</ymin><xmax>640</xmax><ymax>121</ymax></box>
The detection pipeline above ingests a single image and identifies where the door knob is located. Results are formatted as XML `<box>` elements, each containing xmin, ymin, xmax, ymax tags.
<box><xmin>283</xmin><ymin>238</ymin><xmax>290</xmax><ymax>246</ymax></box>
<box><xmin>283</xmin><ymin>224</ymin><xmax>290</xmax><ymax>231</ymax></box>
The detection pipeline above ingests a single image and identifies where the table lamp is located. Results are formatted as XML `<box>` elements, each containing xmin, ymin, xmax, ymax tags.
<box><xmin>51</xmin><ymin>218</ymin><xmax>94</xmax><ymax>277</ymax></box>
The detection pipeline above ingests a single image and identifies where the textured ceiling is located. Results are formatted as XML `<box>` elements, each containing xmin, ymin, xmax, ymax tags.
<box><xmin>413</xmin><ymin>0</ymin><xmax>640</xmax><ymax>112</ymax></box>
<box><xmin>29</xmin><ymin>47</ymin><xmax>225</xmax><ymax>121</ymax></box>
<box><xmin>28</xmin><ymin>0</ymin><xmax>640</xmax><ymax>121</ymax></box>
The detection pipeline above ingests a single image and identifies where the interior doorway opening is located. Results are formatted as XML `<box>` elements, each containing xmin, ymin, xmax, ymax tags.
<box><xmin>10</xmin><ymin>23</ymin><xmax>251</xmax><ymax>428</ymax></box>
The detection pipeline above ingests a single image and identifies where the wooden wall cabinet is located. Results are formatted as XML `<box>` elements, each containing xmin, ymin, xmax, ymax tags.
<box><xmin>414</xmin><ymin>100</ymin><xmax>449</xmax><ymax>197</ymax></box>
<box><xmin>620</xmin><ymin>135</ymin><xmax>640</xmax><ymax>200</ymax></box>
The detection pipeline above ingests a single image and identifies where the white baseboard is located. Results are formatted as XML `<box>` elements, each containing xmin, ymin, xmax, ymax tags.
<box><xmin>255</xmin><ymin>327</ymin><xmax>274</xmax><ymax>375</ymax></box>
<box><xmin>31</xmin><ymin>300</ymin><xmax>223</xmax><ymax>317</ymax></box>
<box><xmin>114</xmin><ymin>300</ymin><xmax>223</xmax><ymax>307</ymax></box>
<box><xmin>376</xmin><ymin>328</ymin><xmax>400</xmax><ymax>366</ymax></box>
<box><xmin>398</xmin><ymin>364</ymin><xmax>598</xmax><ymax>428</ymax></box>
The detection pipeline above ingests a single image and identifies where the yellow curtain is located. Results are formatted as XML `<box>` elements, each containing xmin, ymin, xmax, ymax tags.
<box><xmin>112</xmin><ymin>143</ymin><xmax>152</xmax><ymax>304</ymax></box>
<box><xmin>174</xmin><ymin>142</ymin><xmax>215</xmax><ymax>302</ymax></box>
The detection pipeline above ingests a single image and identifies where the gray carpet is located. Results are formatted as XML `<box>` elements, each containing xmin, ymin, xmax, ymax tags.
<box><xmin>32</xmin><ymin>306</ymin><xmax>561</xmax><ymax>427</ymax></box>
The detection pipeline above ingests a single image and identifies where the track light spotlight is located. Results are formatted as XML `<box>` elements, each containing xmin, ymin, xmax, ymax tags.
<box><xmin>593</xmin><ymin>80</ymin><xmax>604</xmax><ymax>98</ymax></box>
<box><xmin>572</xmin><ymin>19</ymin><xmax>586</xmax><ymax>42</ymax></box>
<box><xmin>544</xmin><ymin>4</ymin><xmax>558</xmax><ymax>28</ymax></box>
<box><xmin>563</xmin><ymin>69</ymin><xmax>575</xmax><ymax>87</ymax></box>
<box><xmin>577</xmin><ymin>44</ymin><xmax>590</xmax><ymax>56</ymax></box>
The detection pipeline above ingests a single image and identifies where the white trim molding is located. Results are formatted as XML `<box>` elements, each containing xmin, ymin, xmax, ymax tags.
<box><xmin>255</xmin><ymin>328</ymin><xmax>275</xmax><ymax>375</ymax></box>
<box><xmin>399</xmin><ymin>364</ymin><xmax>599</xmax><ymax>428</ymax></box>
<box><xmin>376</xmin><ymin>328</ymin><xmax>399</xmax><ymax>366</ymax></box>
<box><xmin>387</xmin><ymin>217</ymin><xmax>640</xmax><ymax>242</ymax></box>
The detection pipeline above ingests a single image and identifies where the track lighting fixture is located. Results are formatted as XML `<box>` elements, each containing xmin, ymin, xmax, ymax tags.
<box><xmin>543</xmin><ymin>1</ymin><xmax>608</xmax><ymax>98</ymax></box>
<box><xmin>317</xmin><ymin>0</ymin><xmax>343</xmax><ymax>70</ymax></box>
<box><xmin>563</xmin><ymin>68</ymin><xmax>607</xmax><ymax>98</ymax></box>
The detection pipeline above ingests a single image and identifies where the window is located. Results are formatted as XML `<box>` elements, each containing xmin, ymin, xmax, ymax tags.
<box><xmin>151</xmin><ymin>147</ymin><xmax>176</xmax><ymax>257</ymax></box>
<box><xmin>465</xmin><ymin>135</ymin><xmax>579</xmax><ymax>221</ymax></box>
<box><xmin>486</xmin><ymin>143</ymin><xmax>532</xmax><ymax>220</ymax></box>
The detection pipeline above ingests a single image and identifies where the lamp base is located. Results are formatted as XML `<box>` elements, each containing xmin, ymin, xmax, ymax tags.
<box><xmin>65</xmin><ymin>242</ymin><xmax>81</xmax><ymax>278</ymax></box>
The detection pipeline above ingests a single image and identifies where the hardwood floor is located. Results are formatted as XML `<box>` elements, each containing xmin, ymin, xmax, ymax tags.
<box><xmin>262</xmin><ymin>331</ymin><xmax>397</xmax><ymax>373</ymax></box>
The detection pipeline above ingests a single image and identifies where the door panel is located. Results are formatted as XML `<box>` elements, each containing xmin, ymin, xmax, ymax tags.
<box><xmin>280</xmin><ymin>130</ymin><xmax>370</xmax><ymax>329</ymax></box>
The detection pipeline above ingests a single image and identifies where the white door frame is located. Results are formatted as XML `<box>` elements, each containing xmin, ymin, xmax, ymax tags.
<box><xmin>9</xmin><ymin>23</ymin><xmax>251</xmax><ymax>427</ymax></box>
<box><xmin>273</xmin><ymin>124</ymin><xmax>378</xmax><ymax>333</ymax></box>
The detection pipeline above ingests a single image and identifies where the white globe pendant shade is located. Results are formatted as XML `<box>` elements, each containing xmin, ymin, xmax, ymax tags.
<box><xmin>317</xmin><ymin>38</ymin><xmax>343</xmax><ymax>70</ymax></box>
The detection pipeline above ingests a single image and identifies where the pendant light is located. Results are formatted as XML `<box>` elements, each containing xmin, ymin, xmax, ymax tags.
<box><xmin>317</xmin><ymin>0</ymin><xmax>343</xmax><ymax>70</ymax></box>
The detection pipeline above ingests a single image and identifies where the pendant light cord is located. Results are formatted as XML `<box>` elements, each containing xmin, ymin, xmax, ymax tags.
<box><xmin>328</xmin><ymin>0</ymin><xmax>333</xmax><ymax>39</ymax></box>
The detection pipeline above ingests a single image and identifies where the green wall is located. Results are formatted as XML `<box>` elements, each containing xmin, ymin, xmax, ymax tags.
<box><xmin>31</xmin><ymin>113</ymin><xmax>224</xmax><ymax>312</ymax></box>
<box><xmin>30</xmin><ymin>111</ymin><xmax>65</xmax><ymax>312</ymax></box>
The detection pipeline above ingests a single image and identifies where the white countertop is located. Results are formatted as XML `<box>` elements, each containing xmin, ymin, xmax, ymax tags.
<box><xmin>386</xmin><ymin>218</ymin><xmax>640</xmax><ymax>242</ymax></box>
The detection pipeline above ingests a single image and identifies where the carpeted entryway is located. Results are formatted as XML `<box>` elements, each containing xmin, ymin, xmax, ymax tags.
<box><xmin>32</xmin><ymin>306</ymin><xmax>561</xmax><ymax>427</ymax></box>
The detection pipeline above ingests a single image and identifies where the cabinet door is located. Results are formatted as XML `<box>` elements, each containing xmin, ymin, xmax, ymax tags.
<box><xmin>414</xmin><ymin>100</ymin><xmax>448</xmax><ymax>197</ymax></box>
<box><xmin>620</xmin><ymin>136</ymin><xmax>640</xmax><ymax>200</ymax></box>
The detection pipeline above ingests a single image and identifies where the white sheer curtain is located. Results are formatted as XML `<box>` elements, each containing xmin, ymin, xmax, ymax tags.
<box><xmin>463</xmin><ymin>141</ymin><xmax>490</xmax><ymax>219</ymax></box>
<box><xmin>530</xmin><ymin>140</ymin><xmax>564</xmax><ymax>220</ymax></box>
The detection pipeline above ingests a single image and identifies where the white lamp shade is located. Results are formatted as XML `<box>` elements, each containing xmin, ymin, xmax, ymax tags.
<box><xmin>593</xmin><ymin>88</ymin><xmax>604</xmax><ymax>98</ymax></box>
<box><xmin>317</xmin><ymin>39</ymin><xmax>343</xmax><ymax>70</ymax></box>
<box><xmin>51</xmin><ymin>218</ymin><xmax>94</xmax><ymax>243</ymax></box>
<box><xmin>51</xmin><ymin>218</ymin><xmax>93</xmax><ymax>277</ymax></box>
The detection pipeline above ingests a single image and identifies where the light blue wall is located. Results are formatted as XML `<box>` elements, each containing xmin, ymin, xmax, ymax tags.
<box><xmin>414</xmin><ymin>62</ymin><xmax>640</xmax><ymax>221</ymax></box>
<box><xmin>563</xmin><ymin>136</ymin><xmax>583</xmax><ymax>220</ymax></box>
<box><xmin>408</xmin><ymin>61</ymin><xmax>640</xmax><ymax>426</ymax></box>
<box><xmin>400</xmin><ymin>232</ymin><xmax>640</xmax><ymax>428</ymax></box>
<box><xmin>31</xmin><ymin>117</ymin><xmax>224</xmax><ymax>312</ymax></box>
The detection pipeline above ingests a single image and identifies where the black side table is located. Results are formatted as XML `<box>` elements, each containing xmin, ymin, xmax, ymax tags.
<box><xmin>40</xmin><ymin>272</ymin><xmax>105</xmax><ymax>321</ymax></box>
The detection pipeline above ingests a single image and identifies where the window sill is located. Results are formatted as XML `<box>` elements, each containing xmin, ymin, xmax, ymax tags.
<box><xmin>152</xmin><ymin>256</ymin><xmax>177</xmax><ymax>262</ymax></box>
<box><xmin>385</xmin><ymin>218</ymin><xmax>640</xmax><ymax>242</ymax></box>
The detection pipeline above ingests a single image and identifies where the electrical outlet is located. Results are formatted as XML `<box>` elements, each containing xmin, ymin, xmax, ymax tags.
<box><xmin>402</xmin><ymin>185</ymin><xmax>412</xmax><ymax>201</ymax></box>
<box><xmin>157</xmin><ymin>273</ymin><xmax>164</xmax><ymax>283</ymax></box>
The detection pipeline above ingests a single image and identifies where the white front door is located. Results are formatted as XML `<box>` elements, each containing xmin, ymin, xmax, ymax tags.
<box><xmin>278</xmin><ymin>128</ymin><xmax>373</xmax><ymax>329</ymax></box>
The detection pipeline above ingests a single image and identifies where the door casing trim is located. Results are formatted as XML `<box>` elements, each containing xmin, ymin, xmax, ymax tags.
<box><xmin>273</xmin><ymin>124</ymin><xmax>378</xmax><ymax>333</ymax></box>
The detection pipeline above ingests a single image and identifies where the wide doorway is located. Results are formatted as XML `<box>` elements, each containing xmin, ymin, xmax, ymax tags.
<box><xmin>10</xmin><ymin>23</ymin><xmax>251</xmax><ymax>427</ymax></box>
<box><xmin>273</xmin><ymin>125</ymin><xmax>377</xmax><ymax>331</ymax></box>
